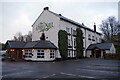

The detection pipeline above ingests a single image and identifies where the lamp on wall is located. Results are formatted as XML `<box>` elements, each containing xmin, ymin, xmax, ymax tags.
<box><xmin>22</xmin><ymin>49</ymin><xmax>24</xmax><ymax>52</ymax></box>
<box><xmin>6</xmin><ymin>49</ymin><xmax>8</xmax><ymax>51</ymax></box>
<box><xmin>47</xmin><ymin>49</ymin><xmax>50</xmax><ymax>52</ymax></box>
<box><xmin>32</xmin><ymin>49</ymin><xmax>35</xmax><ymax>51</ymax></box>
<box><xmin>10</xmin><ymin>49</ymin><xmax>15</xmax><ymax>51</ymax></box>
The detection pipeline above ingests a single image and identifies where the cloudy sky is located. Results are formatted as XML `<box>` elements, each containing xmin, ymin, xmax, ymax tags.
<box><xmin>0</xmin><ymin>0</ymin><xmax>119</xmax><ymax>43</ymax></box>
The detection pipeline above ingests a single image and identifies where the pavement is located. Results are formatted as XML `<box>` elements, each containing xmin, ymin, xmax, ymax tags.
<box><xmin>1</xmin><ymin>58</ymin><xmax>120</xmax><ymax>80</ymax></box>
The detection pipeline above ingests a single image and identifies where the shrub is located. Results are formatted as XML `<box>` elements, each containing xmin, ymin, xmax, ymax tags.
<box><xmin>105</xmin><ymin>53</ymin><xmax>120</xmax><ymax>60</ymax></box>
<box><xmin>58</xmin><ymin>30</ymin><xmax>68</xmax><ymax>60</ymax></box>
<box><xmin>76</xmin><ymin>28</ymin><xmax>83</xmax><ymax>58</ymax></box>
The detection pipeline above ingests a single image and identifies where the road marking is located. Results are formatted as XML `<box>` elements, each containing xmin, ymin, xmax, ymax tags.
<box><xmin>77</xmin><ymin>68</ymin><xmax>119</xmax><ymax>74</ymax></box>
<box><xmin>78</xmin><ymin>75</ymin><xmax>95</xmax><ymax>79</ymax></box>
<box><xmin>3</xmin><ymin>71</ymin><xmax>33</xmax><ymax>77</ymax></box>
<box><xmin>43</xmin><ymin>74</ymin><xmax>56</xmax><ymax>78</ymax></box>
<box><xmin>60</xmin><ymin>72</ymin><xmax>76</xmax><ymax>76</ymax></box>
<box><xmin>60</xmin><ymin>72</ymin><xmax>95</xmax><ymax>79</ymax></box>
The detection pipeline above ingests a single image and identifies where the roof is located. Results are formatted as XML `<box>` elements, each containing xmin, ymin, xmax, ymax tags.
<box><xmin>33</xmin><ymin>40</ymin><xmax>57</xmax><ymax>49</ymax></box>
<box><xmin>5</xmin><ymin>41</ymin><xmax>26</xmax><ymax>49</ymax></box>
<box><xmin>32</xmin><ymin>9</ymin><xmax>102</xmax><ymax>35</ymax></box>
<box><xmin>87</xmin><ymin>43</ymin><xmax>113</xmax><ymax>50</ymax></box>
<box><xmin>24</xmin><ymin>41</ymin><xmax>38</xmax><ymax>49</ymax></box>
<box><xmin>48</xmin><ymin>10</ymin><xmax>102</xmax><ymax>35</ymax></box>
<box><xmin>5</xmin><ymin>40</ymin><xmax>57</xmax><ymax>49</ymax></box>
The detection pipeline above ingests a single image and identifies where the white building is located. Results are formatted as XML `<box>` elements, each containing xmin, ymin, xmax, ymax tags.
<box><xmin>32</xmin><ymin>7</ymin><xmax>102</xmax><ymax>58</ymax></box>
<box><xmin>4</xmin><ymin>7</ymin><xmax>116</xmax><ymax>61</ymax></box>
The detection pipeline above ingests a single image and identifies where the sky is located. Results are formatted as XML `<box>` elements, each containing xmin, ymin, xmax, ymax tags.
<box><xmin>0</xmin><ymin>0</ymin><xmax>119</xmax><ymax>43</ymax></box>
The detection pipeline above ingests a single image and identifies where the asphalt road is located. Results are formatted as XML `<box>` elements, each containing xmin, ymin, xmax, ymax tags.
<box><xmin>1</xmin><ymin>59</ymin><xmax>120</xmax><ymax>80</ymax></box>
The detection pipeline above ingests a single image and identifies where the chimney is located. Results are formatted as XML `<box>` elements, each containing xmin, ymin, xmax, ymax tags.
<box><xmin>94</xmin><ymin>23</ymin><xmax>96</xmax><ymax>32</ymax></box>
<box><xmin>44</xmin><ymin>7</ymin><xmax>49</xmax><ymax>10</ymax></box>
<box><xmin>59</xmin><ymin>14</ymin><xmax>62</xmax><ymax>16</ymax></box>
<box><xmin>82</xmin><ymin>23</ymin><xmax>84</xmax><ymax>26</ymax></box>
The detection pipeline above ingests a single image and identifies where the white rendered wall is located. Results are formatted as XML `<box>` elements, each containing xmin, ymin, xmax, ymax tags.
<box><xmin>32</xmin><ymin>9</ymin><xmax>102</xmax><ymax>58</ymax></box>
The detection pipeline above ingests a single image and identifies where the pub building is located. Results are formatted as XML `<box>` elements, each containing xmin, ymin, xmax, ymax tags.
<box><xmin>5</xmin><ymin>7</ymin><xmax>116</xmax><ymax>61</ymax></box>
<box><xmin>5</xmin><ymin>40</ymin><xmax>57</xmax><ymax>61</ymax></box>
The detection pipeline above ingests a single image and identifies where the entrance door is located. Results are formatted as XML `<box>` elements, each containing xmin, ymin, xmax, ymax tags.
<box><xmin>96</xmin><ymin>50</ymin><xmax>101</xmax><ymax>58</ymax></box>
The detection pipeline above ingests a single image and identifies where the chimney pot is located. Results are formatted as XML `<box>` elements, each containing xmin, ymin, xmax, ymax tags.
<box><xmin>82</xmin><ymin>23</ymin><xmax>84</xmax><ymax>26</ymax></box>
<box><xmin>44</xmin><ymin>7</ymin><xmax>49</xmax><ymax>10</ymax></box>
<box><xmin>94</xmin><ymin>23</ymin><xmax>96</xmax><ymax>32</ymax></box>
<box><xmin>59</xmin><ymin>14</ymin><xmax>62</xmax><ymax>16</ymax></box>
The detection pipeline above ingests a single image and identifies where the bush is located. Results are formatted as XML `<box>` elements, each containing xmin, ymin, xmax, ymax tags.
<box><xmin>105</xmin><ymin>53</ymin><xmax>120</xmax><ymax>60</ymax></box>
<box><xmin>58</xmin><ymin>30</ymin><xmax>68</xmax><ymax>60</ymax></box>
<box><xmin>116</xmin><ymin>47</ymin><xmax>120</xmax><ymax>53</ymax></box>
<box><xmin>76</xmin><ymin>28</ymin><xmax>83</xmax><ymax>58</ymax></box>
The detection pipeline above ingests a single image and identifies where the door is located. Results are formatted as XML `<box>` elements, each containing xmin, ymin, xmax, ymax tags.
<box><xmin>96</xmin><ymin>50</ymin><xmax>101</xmax><ymax>58</ymax></box>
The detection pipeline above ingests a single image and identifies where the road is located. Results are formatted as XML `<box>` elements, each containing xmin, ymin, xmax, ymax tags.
<box><xmin>1</xmin><ymin>59</ymin><xmax>120</xmax><ymax>80</ymax></box>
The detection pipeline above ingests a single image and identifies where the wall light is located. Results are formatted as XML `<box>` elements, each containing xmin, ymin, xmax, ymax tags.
<box><xmin>47</xmin><ymin>49</ymin><xmax>50</xmax><ymax>52</ymax></box>
<box><xmin>32</xmin><ymin>49</ymin><xmax>35</xmax><ymax>51</ymax></box>
<box><xmin>22</xmin><ymin>49</ymin><xmax>24</xmax><ymax>52</ymax></box>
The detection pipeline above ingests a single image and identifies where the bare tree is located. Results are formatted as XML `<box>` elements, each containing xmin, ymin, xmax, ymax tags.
<box><xmin>25</xmin><ymin>31</ymin><xmax>32</xmax><ymax>42</ymax></box>
<box><xmin>13</xmin><ymin>32</ymin><xmax>24</xmax><ymax>41</ymax></box>
<box><xmin>12</xmin><ymin>31</ymin><xmax>32</xmax><ymax>42</ymax></box>
<box><xmin>100</xmin><ymin>16</ymin><xmax>120</xmax><ymax>42</ymax></box>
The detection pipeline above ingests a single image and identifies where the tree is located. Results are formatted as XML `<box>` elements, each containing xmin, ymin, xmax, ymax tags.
<box><xmin>100</xmin><ymin>16</ymin><xmax>120</xmax><ymax>42</ymax></box>
<box><xmin>58</xmin><ymin>30</ymin><xmax>68</xmax><ymax>60</ymax></box>
<box><xmin>12</xmin><ymin>31</ymin><xmax>32</xmax><ymax>42</ymax></box>
<box><xmin>76</xmin><ymin>28</ymin><xmax>83</xmax><ymax>58</ymax></box>
<box><xmin>13</xmin><ymin>32</ymin><xmax>24</xmax><ymax>41</ymax></box>
<box><xmin>24</xmin><ymin>31</ymin><xmax>32</xmax><ymax>42</ymax></box>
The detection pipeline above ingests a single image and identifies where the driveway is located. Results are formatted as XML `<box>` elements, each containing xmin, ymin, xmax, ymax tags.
<box><xmin>1</xmin><ymin>59</ymin><xmax>120</xmax><ymax>80</ymax></box>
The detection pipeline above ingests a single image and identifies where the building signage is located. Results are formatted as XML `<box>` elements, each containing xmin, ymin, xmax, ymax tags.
<box><xmin>36</xmin><ymin>22</ymin><xmax>54</xmax><ymax>32</ymax></box>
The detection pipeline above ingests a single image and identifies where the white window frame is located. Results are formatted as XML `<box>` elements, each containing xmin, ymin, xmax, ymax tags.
<box><xmin>74</xmin><ymin>38</ymin><xmax>76</xmax><ymax>47</ymax></box>
<box><xmin>88</xmin><ymin>34</ymin><xmax>91</xmax><ymax>39</ymax></box>
<box><xmin>50</xmin><ymin>50</ymin><xmax>54</xmax><ymax>58</ymax></box>
<box><xmin>24</xmin><ymin>49</ymin><xmax>32</xmax><ymax>58</ymax></box>
<box><xmin>68</xmin><ymin>39</ymin><xmax>71</xmax><ymax>46</ymax></box>
<box><xmin>66</xmin><ymin>27</ymin><xmax>69</xmax><ymax>33</ymax></box>
<box><xmin>68</xmin><ymin>50</ymin><xmax>70</xmax><ymax>57</ymax></box>
<box><xmin>37</xmin><ymin>49</ymin><xmax>44</xmax><ymax>58</ymax></box>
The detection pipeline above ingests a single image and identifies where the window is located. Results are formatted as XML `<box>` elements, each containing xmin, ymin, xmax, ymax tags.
<box><xmin>88</xmin><ymin>34</ymin><xmax>91</xmax><ymax>40</ymax></box>
<box><xmin>24</xmin><ymin>49</ymin><xmax>32</xmax><ymax>58</ymax></box>
<box><xmin>68</xmin><ymin>39</ymin><xmax>71</xmax><ymax>46</ymax></box>
<box><xmin>99</xmin><ymin>38</ymin><xmax>101</xmax><ymax>42</ymax></box>
<box><xmin>74</xmin><ymin>51</ymin><xmax>77</xmax><ymax>57</ymax></box>
<box><xmin>74</xmin><ymin>38</ymin><xmax>76</xmax><ymax>47</ymax></box>
<box><xmin>92</xmin><ymin>36</ymin><xmax>94</xmax><ymax>39</ymax></box>
<box><xmin>68</xmin><ymin>50</ymin><xmax>70</xmax><ymax>57</ymax></box>
<box><xmin>92</xmin><ymin>36</ymin><xmax>95</xmax><ymax>41</ymax></box>
<box><xmin>96</xmin><ymin>37</ymin><xmax>98</xmax><ymax>42</ymax></box>
<box><xmin>73</xmin><ymin>30</ymin><xmax>76</xmax><ymax>35</ymax></box>
<box><xmin>50</xmin><ymin>50</ymin><xmax>54</xmax><ymax>58</ymax></box>
<box><xmin>37</xmin><ymin>50</ymin><xmax>44</xmax><ymax>58</ymax></box>
<box><xmin>66</xmin><ymin>27</ymin><xmax>69</xmax><ymax>33</ymax></box>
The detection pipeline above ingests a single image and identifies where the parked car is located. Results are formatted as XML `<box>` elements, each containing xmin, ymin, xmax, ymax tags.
<box><xmin>0</xmin><ymin>51</ymin><xmax>6</xmax><ymax>61</ymax></box>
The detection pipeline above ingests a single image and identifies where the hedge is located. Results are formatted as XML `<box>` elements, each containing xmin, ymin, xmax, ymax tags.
<box><xmin>105</xmin><ymin>53</ymin><xmax>120</xmax><ymax>60</ymax></box>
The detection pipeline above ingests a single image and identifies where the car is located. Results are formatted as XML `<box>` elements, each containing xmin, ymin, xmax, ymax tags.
<box><xmin>0</xmin><ymin>51</ymin><xmax>6</xmax><ymax>61</ymax></box>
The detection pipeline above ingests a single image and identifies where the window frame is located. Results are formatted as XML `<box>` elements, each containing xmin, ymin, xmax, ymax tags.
<box><xmin>37</xmin><ymin>49</ymin><xmax>45</xmax><ymax>58</ymax></box>
<box><xmin>66</xmin><ymin>27</ymin><xmax>70</xmax><ymax>33</ymax></box>
<box><xmin>50</xmin><ymin>50</ymin><xmax>55</xmax><ymax>58</ymax></box>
